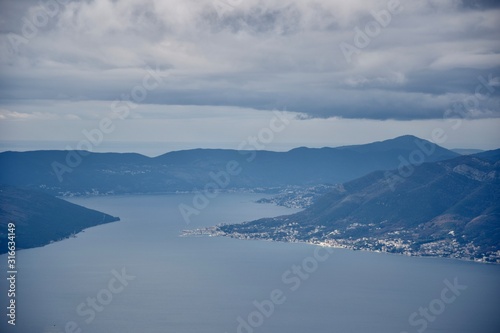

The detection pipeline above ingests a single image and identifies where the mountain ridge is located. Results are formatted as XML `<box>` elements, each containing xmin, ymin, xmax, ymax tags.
<box><xmin>201</xmin><ymin>149</ymin><xmax>500</xmax><ymax>263</ymax></box>
<box><xmin>0</xmin><ymin>135</ymin><xmax>460</xmax><ymax>196</ymax></box>
<box><xmin>0</xmin><ymin>185</ymin><xmax>120</xmax><ymax>253</ymax></box>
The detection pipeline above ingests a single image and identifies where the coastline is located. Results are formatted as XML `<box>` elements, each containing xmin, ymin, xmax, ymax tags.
<box><xmin>181</xmin><ymin>226</ymin><xmax>500</xmax><ymax>265</ymax></box>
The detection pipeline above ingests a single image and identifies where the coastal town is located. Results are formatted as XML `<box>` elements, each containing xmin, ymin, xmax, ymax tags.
<box><xmin>182</xmin><ymin>223</ymin><xmax>500</xmax><ymax>264</ymax></box>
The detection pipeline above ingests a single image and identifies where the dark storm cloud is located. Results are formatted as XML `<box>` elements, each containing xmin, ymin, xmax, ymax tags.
<box><xmin>0</xmin><ymin>0</ymin><xmax>499</xmax><ymax>120</ymax></box>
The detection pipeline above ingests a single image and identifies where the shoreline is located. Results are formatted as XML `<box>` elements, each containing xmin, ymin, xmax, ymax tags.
<box><xmin>181</xmin><ymin>227</ymin><xmax>500</xmax><ymax>265</ymax></box>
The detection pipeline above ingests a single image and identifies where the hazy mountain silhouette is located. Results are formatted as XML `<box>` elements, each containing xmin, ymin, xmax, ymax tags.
<box><xmin>0</xmin><ymin>135</ymin><xmax>459</xmax><ymax>195</ymax></box>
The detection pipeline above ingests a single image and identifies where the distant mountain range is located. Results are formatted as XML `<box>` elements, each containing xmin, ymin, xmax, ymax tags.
<box><xmin>2</xmin><ymin>135</ymin><xmax>497</xmax><ymax>261</ymax></box>
<box><xmin>451</xmin><ymin>148</ymin><xmax>485</xmax><ymax>155</ymax></box>
<box><xmin>0</xmin><ymin>185</ymin><xmax>119</xmax><ymax>254</ymax></box>
<box><xmin>199</xmin><ymin>149</ymin><xmax>500</xmax><ymax>263</ymax></box>
<box><xmin>0</xmin><ymin>135</ymin><xmax>459</xmax><ymax>195</ymax></box>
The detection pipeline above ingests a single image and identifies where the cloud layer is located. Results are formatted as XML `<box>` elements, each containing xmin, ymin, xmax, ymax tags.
<box><xmin>0</xmin><ymin>0</ymin><xmax>499</xmax><ymax>120</ymax></box>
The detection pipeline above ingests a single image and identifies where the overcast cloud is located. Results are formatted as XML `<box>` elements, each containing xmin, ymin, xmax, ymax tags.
<box><xmin>0</xmin><ymin>0</ymin><xmax>499</xmax><ymax>152</ymax></box>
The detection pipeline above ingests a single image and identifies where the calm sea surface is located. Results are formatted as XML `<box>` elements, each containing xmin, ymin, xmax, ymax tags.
<box><xmin>1</xmin><ymin>193</ymin><xmax>499</xmax><ymax>333</ymax></box>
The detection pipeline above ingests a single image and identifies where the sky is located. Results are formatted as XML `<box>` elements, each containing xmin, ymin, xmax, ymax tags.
<box><xmin>0</xmin><ymin>0</ymin><xmax>499</xmax><ymax>155</ymax></box>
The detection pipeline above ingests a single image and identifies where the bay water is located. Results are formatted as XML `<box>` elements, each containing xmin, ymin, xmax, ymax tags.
<box><xmin>1</xmin><ymin>193</ymin><xmax>499</xmax><ymax>333</ymax></box>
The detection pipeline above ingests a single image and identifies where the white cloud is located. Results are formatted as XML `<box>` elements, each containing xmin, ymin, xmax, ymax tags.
<box><xmin>0</xmin><ymin>108</ymin><xmax>59</xmax><ymax>120</ymax></box>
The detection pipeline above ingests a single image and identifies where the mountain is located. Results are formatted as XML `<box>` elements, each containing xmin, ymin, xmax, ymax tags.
<box><xmin>0</xmin><ymin>185</ymin><xmax>119</xmax><ymax>253</ymax></box>
<box><xmin>0</xmin><ymin>136</ymin><xmax>459</xmax><ymax>195</ymax></box>
<box><xmin>452</xmin><ymin>148</ymin><xmax>485</xmax><ymax>155</ymax></box>
<box><xmin>210</xmin><ymin>150</ymin><xmax>500</xmax><ymax>263</ymax></box>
